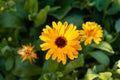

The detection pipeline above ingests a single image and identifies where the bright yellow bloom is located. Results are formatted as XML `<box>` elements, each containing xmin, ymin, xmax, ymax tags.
<box><xmin>39</xmin><ymin>21</ymin><xmax>82</xmax><ymax>64</ymax></box>
<box><xmin>17</xmin><ymin>44</ymin><xmax>37</xmax><ymax>63</ymax></box>
<box><xmin>80</xmin><ymin>21</ymin><xmax>103</xmax><ymax>45</ymax></box>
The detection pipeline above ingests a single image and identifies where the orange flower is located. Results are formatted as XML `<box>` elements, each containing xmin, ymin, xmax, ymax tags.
<box><xmin>17</xmin><ymin>44</ymin><xmax>37</xmax><ymax>63</ymax></box>
<box><xmin>39</xmin><ymin>21</ymin><xmax>82</xmax><ymax>64</ymax></box>
<box><xmin>80</xmin><ymin>21</ymin><xmax>103</xmax><ymax>45</ymax></box>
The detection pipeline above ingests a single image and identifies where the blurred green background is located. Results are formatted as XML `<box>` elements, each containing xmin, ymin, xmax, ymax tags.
<box><xmin>0</xmin><ymin>0</ymin><xmax>120</xmax><ymax>80</ymax></box>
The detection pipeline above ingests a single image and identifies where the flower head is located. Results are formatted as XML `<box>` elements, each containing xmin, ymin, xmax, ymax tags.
<box><xmin>17</xmin><ymin>44</ymin><xmax>37</xmax><ymax>63</ymax></box>
<box><xmin>80</xmin><ymin>21</ymin><xmax>103</xmax><ymax>45</ymax></box>
<box><xmin>39</xmin><ymin>21</ymin><xmax>82</xmax><ymax>64</ymax></box>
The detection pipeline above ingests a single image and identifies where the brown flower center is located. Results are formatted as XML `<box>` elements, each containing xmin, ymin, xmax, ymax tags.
<box><xmin>87</xmin><ymin>29</ymin><xmax>95</xmax><ymax>37</ymax></box>
<box><xmin>55</xmin><ymin>37</ymin><xmax>67</xmax><ymax>48</ymax></box>
<box><xmin>25</xmin><ymin>49</ymin><xmax>31</xmax><ymax>55</ymax></box>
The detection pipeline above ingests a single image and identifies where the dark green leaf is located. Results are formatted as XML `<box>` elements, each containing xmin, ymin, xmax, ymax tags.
<box><xmin>93</xmin><ymin>64</ymin><xmax>106</xmax><ymax>73</ymax></box>
<box><xmin>12</xmin><ymin>55</ymin><xmax>42</xmax><ymax>77</ymax></box>
<box><xmin>71</xmin><ymin>0</ymin><xmax>88</xmax><ymax>10</ymax></box>
<box><xmin>0</xmin><ymin>12</ymin><xmax>23</xmax><ymax>28</ymax></box>
<box><xmin>88</xmin><ymin>51</ymin><xmax>110</xmax><ymax>66</ymax></box>
<box><xmin>5</xmin><ymin>74</ymin><xmax>16</xmax><ymax>80</ymax></box>
<box><xmin>62</xmin><ymin>11</ymin><xmax>84</xmax><ymax>28</ymax></box>
<box><xmin>23</xmin><ymin>0</ymin><xmax>38</xmax><ymax>13</ymax></box>
<box><xmin>0</xmin><ymin>74</ymin><xmax>4</xmax><ymax>80</ymax></box>
<box><xmin>64</xmin><ymin>54</ymin><xmax>84</xmax><ymax>74</ymax></box>
<box><xmin>115</xmin><ymin>18</ymin><xmax>120</xmax><ymax>32</ymax></box>
<box><xmin>42</xmin><ymin>58</ymin><xmax>58</xmax><ymax>73</ymax></box>
<box><xmin>5</xmin><ymin>56</ymin><xmax>14</xmax><ymax>71</ymax></box>
<box><xmin>0</xmin><ymin>38</ymin><xmax>8</xmax><ymax>50</ymax></box>
<box><xmin>56</xmin><ymin>72</ymin><xmax>63</xmax><ymax>78</ymax></box>
<box><xmin>34</xmin><ymin>5</ymin><xmax>50</xmax><ymax>27</ymax></box>
<box><xmin>49</xmin><ymin>6</ymin><xmax>72</xmax><ymax>19</ymax></box>
<box><xmin>94</xmin><ymin>0</ymin><xmax>111</xmax><ymax>11</ymax></box>
<box><xmin>107</xmin><ymin>0</ymin><xmax>120</xmax><ymax>15</ymax></box>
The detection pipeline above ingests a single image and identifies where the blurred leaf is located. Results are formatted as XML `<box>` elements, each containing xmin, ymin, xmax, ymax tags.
<box><xmin>49</xmin><ymin>6</ymin><xmax>61</xmax><ymax>13</ymax></box>
<box><xmin>12</xmin><ymin>55</ymin><xmax>41</xmax><ymax>77</ymax></box>
<box><xmin>34</xmin><ymin>5</ymin><xmax>50</xmax><ymax>27</ymax></box>
<box><xmin>0</xmin><ymin>57</ymin><xmax>5</xmax><ymax>70</ymax></box>
<box><xmin>55</xmin><ymin>72</ymin><xmax>63</xmax><ymax>78</ymax></box>
<box><xmin>5</xmin><ymin>74</ymin><xmax>16</xmax><ymax>80</ymax></box>
<box><xmin>49</xmin><ymin>6</ymin><xmax>72</xmax><ymax>19</ymax></box>
<box><xmin>71</xmin><ymin>0</ymin><xmax>88</xmax><ymax>10</ymax></box>
<box><xmin>93</xmin><ymin>64</ymin><xmax>106</xmax><ymax>73</ymax></box>
<box><xmin>1</xmin><ymin>46</ymin><xmax>10</xmax><ymax>55</ymax></box>
<box><xmin>117</xmin><ymin>60</ymin><xmax>120</xmax><ymax>68</ymax></box>
<box><xmin>24</xmin><ymin>0</ymin><xmax>38</xmax><ymax>13</ymax></box>
<box><xmin>43</xmin><ymin>74</ymin><xmax>50</xmax><ymax>80</ymax></box>
<box><xmin>116</xmin><ymin>69</ymin><xmax>120</xmax><ymax>74</ymax></box>
<box><xmin>85</xmin><ymin>69</ymin><xmax>98</xmax><ymax>80</ymax></box>
<box><xmin>0</xmin><ymin>38</ymin><xmax>8</xmax><ymax>50</ymax></box>
<box><xmin>88</xmin><ymin>51</ymin><xmax>110</xmax><ymax>66</ymax></box>
<box><xmin>115</xmin><ymin>18</ymin><xmax>120</xmax><ymax>32</ymax></box>
<box><xmin>91</xmin><ymin>41</ymin><xmax>114</xmax><ymax>54</ymax></box>
<box><xmin>64</xmin><ymin>54</ymin><xmax>84</xmax><ymax>74</ymax></box>
<box><xmin>0</xmin><ymin>12</ymin><xmax>23</xmax><ymax>28</ymax></box>
<box><xmin>0</xmin><ymin>74</ymin><xmax>4</xmax><ymax>80</ymax></box>
<box><xmin>5</xmin><ymin>56</ymin><xmax>14</xmax><ymax>71</ymax></box>
<box><xmin>33</xmin><ymin>39</ymin><xmax>43</xmax><ymax>51</ymax></box>
<box><xmin>94</xmin><ymin>0</ymin><xmax>111</xmax><ymax>11</ymax></box>
<box><xmin>42</xmin><ymin>58</ymin><xmax>58</xmax><ymax>73</ymax></box>
<box><xmin>107</xmin><ymin>0</ymin><xmax>120</xmax><ymax>15</ymax></box>
<box><xmin>99</xmin><ymin>72</ymin><xmax>112</xmax><ymax>80</ymax></box>
<box><xmin>62</xmin><ymin>11</ymin><xmax>84</xmax><ymax>28</ymax></box>
<box><xmin>46</xmin><ymin>0</ymin><xmax>56</xmax><ymax>5</ymax></box>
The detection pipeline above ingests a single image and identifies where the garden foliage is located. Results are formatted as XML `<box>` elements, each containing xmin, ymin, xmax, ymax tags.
<box><xmin>0</xmin><ymin>0</ymin><xmax>120</xmax><ymax>80</ymax></box>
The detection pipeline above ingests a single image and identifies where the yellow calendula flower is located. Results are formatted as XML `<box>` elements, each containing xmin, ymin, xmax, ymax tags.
<box><xmin>17</xmin><ymin>44</ymin><xmax>37</xmax><ymax>63</ymax></box>
<box><xmin>39</xmin><ymin>21</ymin><xmax>82</xmax><ymax>64</ymax></box>
<box><xmin>80</xmin><ymin>21</ymin><xmax>103</xmax><ymax>45</ymax></box>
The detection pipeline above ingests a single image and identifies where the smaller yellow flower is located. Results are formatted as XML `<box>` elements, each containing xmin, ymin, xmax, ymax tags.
<box><xmin>80</xmin><ymin>21</ymin><xmax>103</xmax><ymax>45</ymax></box>
<box><xmin>17</xmin><ymin>44</ymin><xmax>37</xmax><ymax>63</ymax></box>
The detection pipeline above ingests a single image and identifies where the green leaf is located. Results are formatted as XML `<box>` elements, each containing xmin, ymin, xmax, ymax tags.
<box><xmin>91</xmin><ymin>41</ymin><xmax>114</xmax><ymax>54</ymax></box>
<box><xmin>0</xmin><ymin>38</ymin><xmax>8</xmax><ymax>49</ymax></box>
<box><xmin>49</xmin><ymin>6</ymin><xmax>71</xmax><ymax>19</ymax></box>
<box><xmin>94</xmin><ymin>0</ymin><xmax>111</xmax><ymax>11</ymax></box>
<box><xmin>12</xmin><ymin>55</ymin><xmax>42</xmax><ymax>77</ymax></box>
<box><xmin>0</xmin><ymin>12</ymin><xmax>22</xmax><ymax>28</ymax></box>
<box><xmin>0</xmin><ymin>74</ymin><xmax>4</xmax><ymax>80</ymax></box>
<box><xmin>5</xmin><ymin>74</ymin><xmax>16</xmax><ymax>80</ymax></box>
<box><xmin>93</xmin><ymin>64</ymin><xmax>106</xmax><ymax>73</ymax></box>
<box><xmin>42</xmin><ymin>58</ymin><xmax>58</xmax><ymax>73</ymax></box>
<box><xmin>34</xmin><ymin>5</ymin><xmax>50</xmax><ymax>27</ymax></box>
<box><xmin>117</xmin><ymin>60</ymin><xmax>120</xmax><ymax>68</ymax></box>
<box><xmin>115</xmin><ymin>19</ymin><xmax>120</xmax><ymax>32</ymax></box>
<box><xmin>55</xmin><ymin>72</ymin><xmax>63</xmax><ymax>78</ymax></box>
<box><xmin>5</xmin><ymin>56</ymin><xmax>14</xmax><ymax>71</ymax></box>
<box><xmin>23</xmin><ymin>0</ymin><xmax>38</xmax><ymax>13</ymax></box>
<box><xmin>62</xmin><ymin>11</ymin><xmax>84</xmax><ymax>28</ymax></box>
<box><xmin>85</xmin><ymin>69</ymin><xmax>98</xmax><ymax>80</ymax></box>
<box><xmin>1</xmin><ymin>46</ymin><xmax>10</xmax><ymax>55</ymax></box>
<box><xmin>107</xmin><ymin>0</ymin><xmax>120</xmax><ymax>15</ymax></box>
<box><xmin>71</xmin><ymin>0</ymin><xmax>88</xmax><ymax>10</ymax></box>
<box><xmin>99</xmin><ymin>72</ymin><xmax>112</xmax><ymax>80</ymax></box>
<box><xmin>88</xmin><ymin>51</ymin><xmax>110</xmax><ymax>66</ymax></box>
<box><xmin>64</xmin><ymin>54</ymin><xmax>84</xmax><ymax>74</ymax></box>
<box><xmin>116</xmin><ymin>69</ymin><xmax>120</xmax><ymax>74</ymax></box>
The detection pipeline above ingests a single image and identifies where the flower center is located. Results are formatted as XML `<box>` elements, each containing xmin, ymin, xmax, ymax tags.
<box><xmin>25</xmin><ymin>49</ymin><xmax>31</xmax><ymax>55</ymax></box>
<box><xmin>55</xmin><ymin>37</ymin><xmax>67</xmax><ymax>48</ymax></box>
<box><xmin>87</xmin><ymin>29</ymin><xmax>95</xmax><ymax>37</ymax></box>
